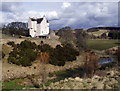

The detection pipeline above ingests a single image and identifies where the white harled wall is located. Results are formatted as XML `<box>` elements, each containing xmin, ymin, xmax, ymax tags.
<box><xmin>28</xmin><ymin>17</ymin><xmax>49</xmax><ymax>37</ymax></box>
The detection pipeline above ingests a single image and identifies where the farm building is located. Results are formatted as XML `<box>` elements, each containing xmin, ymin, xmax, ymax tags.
<box><xmin>28</xmin><ymin>16</ymin><xmax>49</xmax><ymax>37</ymax></box>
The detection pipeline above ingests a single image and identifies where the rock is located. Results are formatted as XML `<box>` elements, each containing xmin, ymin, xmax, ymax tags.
<box><xmin>105</xmin><ymin>84</ymin><xmax>112</xmax><ymax>89</ymax></box>
<box><xmin>110</xmin><ymin>78</ymin><xmax>118</xmax><ymax>85</ymax></box>
<box><xmin>98</xmin><ymin>77</ymin><xmax>103</xmax><ymax>81</ymax></box>
<box><xmin>60</xmin><ymin>80</ymin><xmax>64</xmax><ymax>83</ymax></box>
<box><xmin>47</xmin><ymin>87</ymin><xmax>51</xmax><ymax>89</ymax></box>
<box><xmin>63</xmin><ymin>85</ymin><xmax>71</xmax><ymax>89</ymax></box>
<box><xmin>75</xmin><ymin>77</ymin><xmax>83</xmax><ymax>82</ymax></box>
<box><xmin>92</xmin><ymin>75</ymin><xmax>101</xmax><ymax>80</ymax></box>
<box><xmin>87</xmin><ymin>78</ymin><xmax>91</xmax><ymax>83</ymax></box>
<box><xmin>54</xmin><ymin>82</ymin><xmax>59</xmax><ymax>85</ymax></box>
<box><xmin>102</xmin><ymin>77</ymin><xmax>109</xmax><ymax>84</ymax></box>
<box><xmin>73</xmin><ymin>85</ymin><xmax>80</xmax><ymax>89</ymax></box>
<box><xmin>107</xmin><ymin>71</ymin><xmax>115</xmax><ymax>77</ymax></box>
<box><xmin>64</xmin><ymin>78</ymin><xmax>68</xmax><ymax>82</ymax></box>
<box><xmin>68</xmin><ymin>77</ymin><xmax>74</xmax><ymax>81</ymax></box>
<box><xmin>50</xmin><ymin>82</ymin><xmax>54</xmax><ymax>86</ymax></box>
<box><xmin>96</xmin><ymin>82</ymin><xmax>104</xmax><ymax>89</ymax></box>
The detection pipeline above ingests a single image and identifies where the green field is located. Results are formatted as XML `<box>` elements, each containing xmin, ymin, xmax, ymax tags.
<box><xmin>88</xmin><ymin>39</ymin><xmax>119</xmax><ymax>50</ymax></box>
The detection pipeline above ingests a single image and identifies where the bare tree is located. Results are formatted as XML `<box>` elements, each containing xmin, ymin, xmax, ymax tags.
<box><xmin>37</xmin><ymin>52</ymin><xmax>49</xmax><ymax>89</ymax></box>
<box><xmin>83</xmin><ymin>51</ymin><xmax>99</xmax><ymax>78</ymax></box>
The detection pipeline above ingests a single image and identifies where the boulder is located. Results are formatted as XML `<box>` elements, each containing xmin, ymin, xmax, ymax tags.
<box><xmin>54</xmin><ymin>82</ymin><xmax>59</xmax><ymax>85</ymax></box>
<box><xmin>60</xmin><ymin>80</ymin><xmax>64</xmax><ymax>83</ymax></box>
<box><xmin>110</xmin><ymin>78</ymin><xmax>118</xmax><ymax>84</ymax></box>
<box><xmin>68</xmin><ymin>77</ymin><xmax>74</xmax><ymax>81</ymax></box>
<box><xmin>75</xmin><ymin>77</ymin><xmax>83</xmax><ymax>82</ymax></box>
<box><xmin>105</xmin><ymin>84</ymin><xmax>112</xmax><ymax>89</ymax></box>
<box><xmin>92</xmin><ymin>75</ymin><xmax>101</xmax><ymax>80</ymax></box>
<box><xmin>64</xmin><ymin>78</ymin><xmax>68</xmax><ymax>82</ymax></box>
<box><xmin>107</xmin><ymin>71</ymin><xmax>115</xmax><ymax>77</ymax></box>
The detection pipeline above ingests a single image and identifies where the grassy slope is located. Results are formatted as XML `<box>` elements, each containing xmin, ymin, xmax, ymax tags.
<box><xmin>87</xmin><ymin>29</ymin><xmax>109</xmax><ymax>36</ymax></box>
<box><xmin>2</xmin><ymin>79</ymin><xmax>35</xmax><ymax>90</ymax></box>
<box><xmin>88</xmin><ymin>39</ymin><xmax>119</xmax><ymax>50</ymax></box>
<box><xmin>2</xmin><ymin>79</ymin><xmax>24</xmax><ymax>90</ymax></box>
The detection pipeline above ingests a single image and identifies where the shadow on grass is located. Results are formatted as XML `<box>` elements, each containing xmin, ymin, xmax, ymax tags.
<box><xmin>54</xmin><ymin>61</ymin><xmax>118</xmax><ymax>81</ymax></box>
<box><xmin>55</xmin><ymin>66</ymin><xmax>85</xmax><ymax>80</ymax></box>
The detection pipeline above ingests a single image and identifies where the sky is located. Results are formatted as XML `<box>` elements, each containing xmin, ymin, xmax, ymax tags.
<box><xmin>0</xmin><ymin>2</ymin><xmax>118</xmax><ymax>29</ymax></box>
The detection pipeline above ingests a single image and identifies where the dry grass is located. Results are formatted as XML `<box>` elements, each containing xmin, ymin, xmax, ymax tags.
<box><xmin>88</xmin><ymin>29</ymin><xmax>110</xmax><ymax>37</ymax></box>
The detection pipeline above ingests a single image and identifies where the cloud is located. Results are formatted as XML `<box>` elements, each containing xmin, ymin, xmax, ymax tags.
<box><xmin>1</xmin><ymin>2</ymin><xmax>118</xmax><ymax>29</ymax></box>
<box><xmin>62</xmin><ymin>2</ymin><xmax>71</xmax><ymax>8</ymax></box>
<box><xmin>21</xmin><ymin>10</ymin><xmax>59</xmax><ymax>21</ymax></box>
<box><xmin>1</xmin><ymin>2</ymin><xmax>23</xmax><ymax>13</ymax></box>
<box><xmin>52</xmin><ymin>2</ymin><xmax>118</xmax><ymax>29</ymax></box>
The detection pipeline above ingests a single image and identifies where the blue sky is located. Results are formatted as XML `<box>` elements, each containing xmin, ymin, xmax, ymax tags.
<box><xmin>1</xmin><ymin>2</ymin><xmax>118</xmax><ymax>29</ymax></box>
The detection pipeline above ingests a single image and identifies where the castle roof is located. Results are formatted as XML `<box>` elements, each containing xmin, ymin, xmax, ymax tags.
<box><xmin>30</xmin><ymin>17</ymin><xmax>49</xmax><ymax>24</ymax></box>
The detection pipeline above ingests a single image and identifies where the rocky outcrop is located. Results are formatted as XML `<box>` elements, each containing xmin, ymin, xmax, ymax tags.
<box><xmin>46</xmin><ymin>70</ymin><xmax>120</xmax><ymax>89</ymax></box>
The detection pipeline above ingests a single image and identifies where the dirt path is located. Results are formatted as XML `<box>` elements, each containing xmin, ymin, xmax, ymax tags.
<box><xmin>2</xmin><ymin>38</ymin><xmax>61</xmax><ymax>48</ymax></box>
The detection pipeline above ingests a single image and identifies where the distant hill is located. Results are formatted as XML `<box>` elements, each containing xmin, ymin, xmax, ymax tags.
<box><xmin>87</xmin><ymin>27</ymin><xmax>120</xmax><ymax>31</ymax></box>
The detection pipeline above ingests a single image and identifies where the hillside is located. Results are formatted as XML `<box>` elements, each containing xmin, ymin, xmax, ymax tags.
<box><xmin>87</xmin><ymin>29</ymin><xmax>109</xmax><ymax>37</ymax></box>
<box><xmin>87</xmin><ymin>27</ymin><xmax>120</xmax><ymax>31</ymax></box>
<box><xmin>46</xmin><ymin>69</ymin><xmax>120</xmax><ymax>89</ymax></box>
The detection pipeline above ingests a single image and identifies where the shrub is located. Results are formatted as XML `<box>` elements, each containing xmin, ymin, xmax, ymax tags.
<box><xmin>49</xmin><ymin>44</ymin><xmax>79</xmax><ymax>66</ymax></box>
<box><xmin>19</xmin><ymin>40</ymin><xmax>37</xmax><ymax>50</ymax></box>
<box><xmin>8</xmin><ymin>40</ymin><xmax>79</xmax><ymax>67</ymax></box>
<box><xmin>7</xmin><ymin>41</ymin><xmax>16</xmax><ymax>47</ymax></box>
<box><xmin>108</xmin><ymin>31</ymin><xmax>120</xmax><ymax>39</ymax></box>
<box><xmin>19</xmin><ymin>35</ymin><xmax>22</xmax><ymax>38</ymax></box>
<box><xmin>19</xmin><ymin>57</ymin><xmax>32</xmax><ymax>67</ymax></box>
<box><xmin>38</xmin><ymin>44</ymin><xmax>54</xmax><ymax>52</ymax></box>
<box><xmin>8</xmin><ymin>57</ymin><xmax>17</xmax><ymax>64</ymax></box>
<box><xmin>8</xmin><ymin>40</ymin><xmax>38</xmax><ymax>67</ymax></box>
<box><xmin>9</xmin><ymin>50</ymin><xmax>18</xmax><ymax>58</ymax></box>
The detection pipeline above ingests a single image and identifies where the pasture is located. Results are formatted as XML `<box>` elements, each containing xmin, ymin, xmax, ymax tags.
<box><xmin>88</xmin><ymin>39</ymin><xmax>119</xmax><ymax>50</ymax></box>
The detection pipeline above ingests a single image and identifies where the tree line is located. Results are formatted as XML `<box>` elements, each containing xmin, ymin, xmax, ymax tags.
<box><xmin>2</xmin><ymin>22</ymin><xmax>29</xmax><ymax>36</ymax></box>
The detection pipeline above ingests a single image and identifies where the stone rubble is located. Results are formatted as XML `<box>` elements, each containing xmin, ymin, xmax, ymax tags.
<box><xmin>46</xmin><ymin>70</ymin><xmax>120</xmax><ymax>89</ymax></box>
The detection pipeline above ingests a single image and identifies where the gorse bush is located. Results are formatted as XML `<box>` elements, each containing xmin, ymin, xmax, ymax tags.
<box><xmin>49</xmin><ymin>43</ymin><xmax>79</xmax><ymax>66</ymax></box>
<box><xmin>8</xmin><ymin>40</ymin><xmax>39</xmax><ymax>66</ymax></box>
<box><xmin>19</xmin><ymin>40</ymin><xmax>37</xmax><ymax>50</ymax></box>
<box><xmin>7</xmin><ymin>41</ymin><xmax>16</xmax><ymax>47</ymax></box>
<box><xmin>8</xmin><ymin>40</ymin><xmax>79</xmax><ymax>66</ymax></box>
<box><xmin>38</xmin><ymin>44</ymin><xmax>54</xmax><ymax>52</ymax></box>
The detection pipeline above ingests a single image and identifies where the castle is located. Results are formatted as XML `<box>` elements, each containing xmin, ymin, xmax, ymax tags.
<box><xmin>28</xmin><ymin>16</ymin><xmax>49</xmax><ymax>37</ymax></box>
